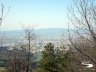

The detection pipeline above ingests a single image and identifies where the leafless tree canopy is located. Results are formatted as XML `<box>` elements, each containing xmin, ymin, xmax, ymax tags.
<box><xmin>68</xmin><ymin>0</ymin><xmax>96</xmax><ymax>71</ymax></box>
<box><xmin>0</xmin><ymin>4</ymin><xmax>10</xmax><ymax>25</ymax></box>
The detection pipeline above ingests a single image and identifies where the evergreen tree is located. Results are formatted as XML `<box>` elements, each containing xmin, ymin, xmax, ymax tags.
<box><xmin>38</xmin><ymin>43</ymin><xmax>70</xmax><ymax>72</ymax></box>
<box><xmin>38</xmin><ymin>43</ymin><xmax>57</xmax><ymax>72</ymax></box>
<box><xmin>55</xmin><ymin>47</ymin><xmax>70</xmax><ymax>72</ymax></box>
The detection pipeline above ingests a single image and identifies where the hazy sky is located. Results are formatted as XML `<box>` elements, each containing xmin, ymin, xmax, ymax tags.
<box><xmin>0</xmin><ymin>0</ymin><xmax>71</xmax><ymax>31</ymax></box>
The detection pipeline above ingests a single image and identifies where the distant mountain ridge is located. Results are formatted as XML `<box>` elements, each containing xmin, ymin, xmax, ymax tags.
<box><xmin>0</xmin><ymin>28</ymin><xmax>70</xmax><ymax>43</ymax></box>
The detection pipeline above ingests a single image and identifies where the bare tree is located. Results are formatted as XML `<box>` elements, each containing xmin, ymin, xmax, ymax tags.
<box><xmin>0</xmin><ymin>4</ymin><xmax>4</xmax><ymax>25</ymax></box>
<box><xmin>0</xmin><ymin>34</ymin><xmax>5</xmax><ymax>46</ymax></box>
<box><xmin>67</xmin><ymin>0</ymin><xmax>96</xmax><ymax>71</ymax></box>
<box><xmin>5</xmin><ymin>25</ymin><xmax>37</xmax><ymax>72</ymax></box>
<box><xmin>0</xmin><ymin>4</ymin><xmax>10</xmax><ymax>46</ymax></box>
<box><xmin>6</xmin><ymin>43</ymin><xmax>28</xmax><ymax>72</ymax></box>
<box><xmin>23</xmin><ymin>25</ymin><xmax>37</xmax><ymax>72</ymax></box>
<box><xmin>0</xmin><ymin>4</ymin><xmax>10</xmax><ymax>25</ymax></box>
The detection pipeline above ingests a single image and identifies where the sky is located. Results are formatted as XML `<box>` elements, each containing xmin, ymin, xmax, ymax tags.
<box><xmin>0</xmin><ymin>0</ymin><xmax>71</xmax><ymax>31</ymax></box>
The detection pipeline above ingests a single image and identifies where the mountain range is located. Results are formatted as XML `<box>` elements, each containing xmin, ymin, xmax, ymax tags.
<box><xmin>0</xmin><ymin>28</ymin><xmax>71</xmax><ymax>43</ymax></box>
